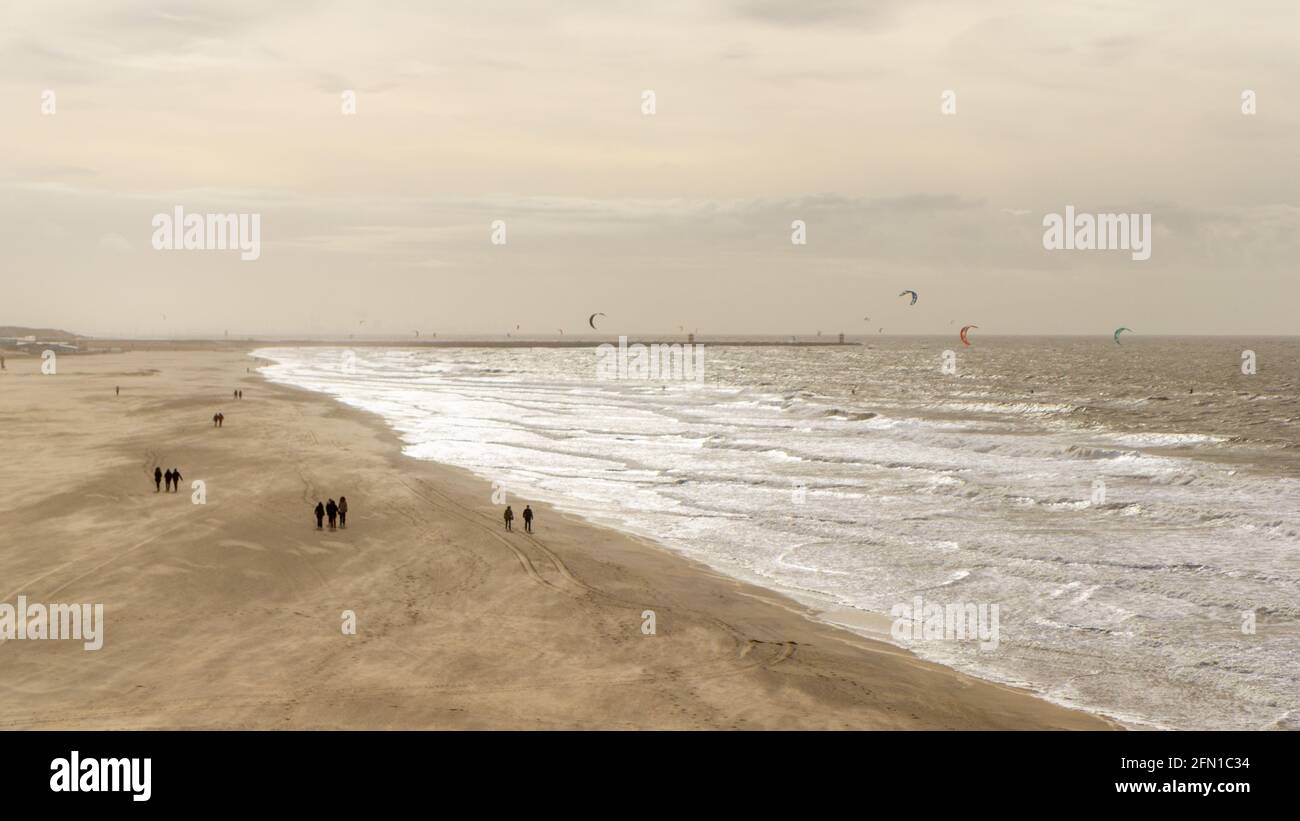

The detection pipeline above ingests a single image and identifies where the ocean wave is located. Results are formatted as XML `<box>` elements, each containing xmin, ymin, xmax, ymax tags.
<box><xmin>254</xmin><ymin>344</ymin><xmax>1300</xmax><ymax>731</ymax></box>
<box><xmin>821</xmin><ymin>409</ymin><xmax>879</xmax><ymax>421</ymax></box>
<box><xmin>1064</xmin><ymin>444</ymin><xmax>1135</xmax><ymax>460</ymax></box>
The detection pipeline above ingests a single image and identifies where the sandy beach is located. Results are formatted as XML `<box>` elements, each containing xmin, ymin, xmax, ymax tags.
<box><xmin>0</xmin><ymin>348</ymin><xmax>1114</xmax><ymax>729</ymax></box>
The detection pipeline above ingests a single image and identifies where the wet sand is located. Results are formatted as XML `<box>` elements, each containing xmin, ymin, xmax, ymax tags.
<box><xmin>0</xmin><ymin>349</ymin><xmax>1115</xmax><ymax>729</ymax></box>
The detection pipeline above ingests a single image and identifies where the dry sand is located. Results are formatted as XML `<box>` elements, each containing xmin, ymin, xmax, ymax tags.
<box><xmin>0</xmin><ymin>348</ymin><xmax>1115</xmax><ymax>729</ymax></box>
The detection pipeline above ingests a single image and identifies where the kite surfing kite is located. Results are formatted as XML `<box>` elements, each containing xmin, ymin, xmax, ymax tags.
<box><xmin>899</xmin><ymin>290</ymin><xmax>918</xmax><ymax>306</ymax></box>
<box><xmin>1113</xmin><ymin>327</ymin><xmax>1133</xmax><ymax>345</ymax></box>
<box><xmin>588</xmin><ymin>312</ymin><xmax>606</xmax><ymax>329</ymax></box>
<box><xmin>959</xmin><ymin>325</ymin><xmax>978</xmax><ymax>346</ymax></box>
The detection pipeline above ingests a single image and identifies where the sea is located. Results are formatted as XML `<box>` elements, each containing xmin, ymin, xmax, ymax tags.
<box><xmin>256</xmin><ymin>336</ymin><xmax>1300</xmax><ymax>730</ymax></box>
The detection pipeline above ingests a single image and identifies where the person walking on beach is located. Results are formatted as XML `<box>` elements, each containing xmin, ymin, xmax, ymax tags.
<box><xmin>523</xmin><ymin>505</ymin><xmax>534</xmax><ymax>533</ymax></box>
<box><xmin>503</xmin><ymin>505</ymin><xmax>514</xmax><ymax>531</ymax></box>
<box><xmin>213</xmin><ymin>413</ymin><xmax>219</xmax><ymax>427</ymax></box>
<box><xmin>338</xmin><ymin>496</ymin><xmax>348</xmax><ymax>528</ymax></box>
<box><xmin>164</xmin><ymin>468</ymin><xmax>174</xmax><ymax>492</ymax></box>
<box><xmin>217</xmin><ymin>412</ymin><xmax>224</xmax><ymax>428</ymax></box>
<box><xmin>154</xmin><ymin>467</ymin><xmax>163</xmax><ymax>492</ymax></box>
<box><xmin>171</xmin><ymin>468</ymin><xmax>182</xmax><ymax>492</ymax></box>
<box><xmin>326</xmin><ymin>498</ymin><xmax>339</xmax><ymax>529</ymax></box>
<box><xmin>116</xmin><ymin>386</ymin><xmax>120</xmax><ymax>397</ymax></box>
<box><xmin>314</xmin><ymin>501</ymin><xmax>325</xmax><ymax>529</ymax></box>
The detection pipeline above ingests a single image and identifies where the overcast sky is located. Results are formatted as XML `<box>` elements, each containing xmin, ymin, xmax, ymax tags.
<box><xmin>2</xmin><ymin>0</ymin><xmax>1298</xmax><ymax>337</ymax></box>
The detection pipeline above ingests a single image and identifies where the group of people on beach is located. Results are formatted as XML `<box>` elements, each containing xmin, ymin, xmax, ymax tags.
<box><xmin>503</xmin><ymin>504</ymin><xmax>534</xmax><ymax>533</ymax></box>
<box><xmin>314</xmin><ymin>497</ymin><xmax>349</xmax><ymax>530</ymax></box>
<box><xmin>232</xmin><ymin>390</ymin><xmax>243</xmax><ymax>399</ymax></box>
<box><xmin>153</xmin><ymin>466</ymin><xmax>184</xmax><ymax>493</ymax></box>
<box><xmin>212</xmin><ymin>412</ymin><xmax>225</xmax><ymax>427</ymax></box>
<box><xmin>309</xmin><ymin>496</ymin><xmax>531</xmax><ymax>534</ymax></box>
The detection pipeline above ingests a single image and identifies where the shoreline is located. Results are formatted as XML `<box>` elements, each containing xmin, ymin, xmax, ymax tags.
<box><xmin>0</xmin><ymin>348</ymin><xmax>1117</xmax><ymax>729</ymax></box>
<box><xmin>256</xmin><ymin>349</ymin><xmax>1154</xmax><ymax>729</ymax></box>
<box><xmin>257</xmin><ymin>353</ymin><xmax>1130</xmax><ymax>729</ymax></box>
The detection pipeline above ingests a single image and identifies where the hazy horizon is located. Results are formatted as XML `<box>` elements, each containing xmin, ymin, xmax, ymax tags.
<box><xmin>3</xmin><ymin>1</ymin><xmax>1298</xmax><ymax>337</ymax></box>
<box><xmin>13</xmin><ymin>330</ymin><xmax>1300</xmax><ymax>342</ymax></box>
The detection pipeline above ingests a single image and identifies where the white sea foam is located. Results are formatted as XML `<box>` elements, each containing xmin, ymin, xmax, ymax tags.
<box><xmin>256</xmin><ymin>344</ymin><xmax>1300</xmax><ymax>729</ymax></box>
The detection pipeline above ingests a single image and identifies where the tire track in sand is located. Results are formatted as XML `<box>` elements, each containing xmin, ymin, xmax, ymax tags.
<box><xmin>392</xmin><ymin>476</ymin><xmax>798</xmax><ymax>677</ymax></box>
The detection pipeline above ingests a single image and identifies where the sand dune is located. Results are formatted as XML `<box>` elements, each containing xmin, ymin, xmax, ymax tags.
<box><xmin>0</xmin><ymin>349</ymin><xmax>1113</xmax><ymax>729</ymax></box>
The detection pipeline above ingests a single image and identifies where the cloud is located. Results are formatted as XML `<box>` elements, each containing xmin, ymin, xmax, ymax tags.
<box><xmin>733</xmin><ymin>0</ymin><xmax>901</xmax><ymax>28</ymax></box>
<box><xmin>97</xmin><ymin>232</ymin><xmax>133</xmax><ymax>253</ymax></box>
<box><xmin>1</xmin><ymin>1</ymin><xmax>1297</xmax><ymax>335</ymax></box>
<box><xmin>2</xmin><ymin>165</ymin><xmax>97</xmax><ymax>183</ymax></box>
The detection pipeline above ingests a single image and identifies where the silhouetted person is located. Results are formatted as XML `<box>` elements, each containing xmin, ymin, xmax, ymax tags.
<box><xmin>217</xmin><ymin>412</ymin><xmax>224</xmax><ymax>428</ymax></box>
<box><xmin>116</xmin><ymin>386</ymin><xmax>120</xmax><ymax>397</ymax></box>
<box><xmin>154</xmin><ymin>467</ymin><xmax>163</xmax><ymax>492</ymax></box>
<box><xmin>326</xmin><ymin>498</ymin><xmax>338</xmax><ymax>529</ymax></box>
<box><xmin>234</xmin><ymin>390</ymin><xmax>238</xmax><ymax>399</ymax></box>
<box><xmin>171</xmin><ymin>468</ymin><xmax>182</xmax><ymax>492</ymax></box>
<box><xmin>314</xmin><ymin>502</ymin><xmax>325</xmax><ymax>529</ymax></box>
<box><xmin>213</xmin><ymin>413</ymin><xmax>219</xmax><ymax>427</ymax></box>
<box><xmin>523</xmin><ymin>505</ymin><xmax>534</xmax><ymax>533</ymax></box>
<box><xmin>164</xmin><ymin>469</ymin><xmax>174</xmax><ymax>492</ymax></box>
<box><xmin>503</xmin><ymin>505</ymin><xmax>514</xmax><ymax>531</ymax></box>
<box><xmin>338</xmin><ymin>496</ymin><xmax>348</xmax><ymax>528</ymax></box>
